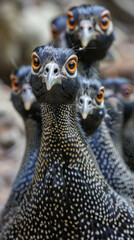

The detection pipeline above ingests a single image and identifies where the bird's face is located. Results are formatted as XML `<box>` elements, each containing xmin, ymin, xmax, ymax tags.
<box><xmin>30</xmin><ymin>45</ymin><xmax>79</xmax><ymax>104</ymax></box>
<box><xmin>77</xmin><ymin>81</ymin><xmax>105</xmax><ymax>120</ymax></box>
<box><xmin>119</xmin><ymin>84</ymin><xmax>134</xmax><ymax>105</ymax></box>
<box><xmin>115</xmin><ymin>83</ymin><xmax>134</xmax><ymax>124</ymax></box>
<box><xmin>103</xmin><ymin>79</ymin><xmax>134</xmax><ymax>107</ymax></box>
<box><xmin>51</xmin><ymin>15</ymin><xmax>67</xmax><ymax>42</ymax></box>
<box><xmin>103</xmin><ymin>78</ymin><xmax>134</xmax><ymax>123</ymax></box>
<box><xmin>66</xmin><ymin>5</ymin><xmax>114</xmax><ymax>52</ymax></box>
<box><xmin>10</xmin><ymin>66</ymin><xmax>37</xmax><ymax>118</ymax></box>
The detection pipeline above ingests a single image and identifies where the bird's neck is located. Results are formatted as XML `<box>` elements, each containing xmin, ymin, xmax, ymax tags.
<box><xmin>15</xmin><ymin>117</ymin><xmax>41</xmax><ymax>183</ymax></box>
<box><xmin>2</xmin><ymin>117</ymin><xmax>42</xmax><ymax>216</ymax></box>
<box><xmin>24</xmin><ymin>118</ymin><xmax>41</xmax><ymax>156</ymax></box>
<box><xmin>34</xmin><ymin>102</ymin><xmax>100</xmax><ymax>179</ymax></box>
<box><xmin>90</xmin><ymin>120</ymin><xmax>134</xmax><ymax>199</ymax></box>
<box><xmin>105</xmin><ymin>108</ymin><xmax>124</xmax><ymax>156</ymax></box>
<box><xmin>79</xmin><ymin>114</ymin><xmax>102</xmax><ymax>137</ymax></box>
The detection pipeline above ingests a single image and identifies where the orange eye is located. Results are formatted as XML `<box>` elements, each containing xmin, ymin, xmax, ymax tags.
<box><xmin>52</xmin><ymin>29</ymin><xmax>58</xmax><ymax>39</ymax></box>
<box><xmin>121</xmin><ymin>84</ymin><xmax>133</xmax><ymax>99</ymax></box>
<box><xmin>100</xmin><ymin>16</ymin><xmax>109</xmax><ymax>30</ymax></box>
<box><xmin>66</xmin><ymin>57</ymin><xmax>77</xmax><ymax>74</ymax></box>
<box><xmin>10</xmin><ymin>74</ymin><xmax>20</xmax><ymax>91</ymax></box>
<box><xmin>96</xmin><ymin>89</ymin><xmax>104</xmax><ymax>103</ymax></box>
<box><xmin>32</xmin><ymin>55</ymin><xmax>40</xmax><ymax>70</ymax></box>
<box><xmin>51</xmin><ymin>24</ymin><xmax>58</xmax><ymax>39</ymax></box>
<box><xmin>67</xmin><ymin>13</ymin><xmax>76</xmax><ymax>30</ymax></box>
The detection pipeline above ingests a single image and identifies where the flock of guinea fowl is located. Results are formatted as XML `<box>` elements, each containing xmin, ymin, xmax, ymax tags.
<box><xmin>0</xmin><ymin>3</ymin><xmax>134</xmax><ymax>240</ymax></box>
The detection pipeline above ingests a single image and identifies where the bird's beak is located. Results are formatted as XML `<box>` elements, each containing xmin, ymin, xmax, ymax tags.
<box><xmin>78</xmin><ymin>94</ymin><xmax>93</xmax><ymax>119</ymax></box>
<box><xmin>45</xmin><ymin>63</ymin><xmax>59</xmax><ymax>91</ymax></box>
<box><xmin>39</xmin><ymin>62</ymin><xmax>65</xmax><ymax>91</ymax></box>
<box><xmin>21</xmin><ymin>84</ymin><xmax>36</xmax><ymax>110</ymax></box>
<box><xmin>82</xmin><ymin>100</ymin><xmax>93</xmax><ymax>119</ymax></box>
<box><xmin>79</xmin><ymin>20</ymin><xmax>95</xmax><ymax>48</ymax></box>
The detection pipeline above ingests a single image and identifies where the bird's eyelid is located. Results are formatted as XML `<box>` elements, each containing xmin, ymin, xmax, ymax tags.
<box><xmin>67</xmin><ymin>11</ymin><xmax>74</xmax><ymax>17</ymax></box>
<box><xmin>67</xmin><ymin>54</ymin><xmax>78</xmax><ymax>62</ymax></box>
<box><xmin>31</xmin><ymin>52</ymin><xmax>40</xmax><ymax>59</ymax></box>
<box><xmin>101</xmin><ymin>10</ymin><xmax>111</xmax><ymax>18</ymax></box>
<box><xmin>99</xmin><ymin>86</ymin><xmax>105</xmax><ymax>93</ymax></box>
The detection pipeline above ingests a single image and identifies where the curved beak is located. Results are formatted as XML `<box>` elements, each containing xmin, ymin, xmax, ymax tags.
<box><xmin>78</xmin><ymin>94</ymin><xmax>93</xmax><ymax>119</ymax></box>
<box><xmin>39</xmin><ymin>62</ymin><xmax>66</xmax><ymax>91</ymax></box>
<box><xmin>79</xmin><ymin>20</ymin><xmax>95</xmax><ymax>48</ymax></box>
<box><xmin>21</xmin><ymin>84</ymin><xmax>36</xmax><ymax>110</ymax></box>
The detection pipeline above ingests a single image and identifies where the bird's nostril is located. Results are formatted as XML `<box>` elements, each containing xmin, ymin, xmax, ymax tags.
<box><xmin>88</xmin><ymin>100</ymin><xmax>92</xmax><ymax>105</ymax></box>
<box><xmin>79</xmin><ymin>98</ymin><xmax>83</xmax><ymax>104</ymax></box>
<box><xmin>46</xmin><ymin>67</ymin><xmax>49</xmax><ymax>73</ymax></box>
<box><xmin>54</xmin><ymin>68</ymin><xmax>58</xmax><ymax>74</ymax></box>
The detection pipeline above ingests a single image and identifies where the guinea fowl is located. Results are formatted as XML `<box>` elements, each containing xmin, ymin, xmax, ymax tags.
<box><xmin>103</xmin><ymin>77</ymin><xmax>134</xmax><ymax>171</ymax></box>
<box><xmin>77</xmin><ymin>77</ymin><xmax>134</xmax><ymax>202</ymax></box>
<box><xmin>65</xmin><ymin>4</ymin><xmax>115</xmax><ymax>77</ymax></box>
<box><xmin>50</xmin><ymin>14</ymin><xmax>67</xmax><ymax>48</ymax></box>
<box><xmin>76</xmin><ymin>78</ymin><xmax>105</xmax><ymax>136</ymax></box>
<box><xmin>0</xmin><ymin>66</ymin><xmax>41</xmax><ymax>230</ymax></box>
<box><xmin>104</xmin><ymin>93</ymin><xmax>124</xmax><ymax>157</ymax></box>
<box><xmin>2</xmin><ymin>45</ymin><xmax>134</xmax><ymax>239</ymax></box>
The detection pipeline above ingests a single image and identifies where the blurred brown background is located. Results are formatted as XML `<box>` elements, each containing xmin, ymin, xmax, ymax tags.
<box><xmin>0</xmin><ymin>0</ymin><xmax>134</xmax><ymax>211</ymax></box>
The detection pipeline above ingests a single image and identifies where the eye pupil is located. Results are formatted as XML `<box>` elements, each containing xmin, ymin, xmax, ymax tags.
<box><xmin>124</xmin><ymin>89</ymin><xmax>130</xmax><ymax>95</ymax></box>
<box><xmin>100</xmin><ymin>16</ymin><xmax>109</xmax><ymax>30</ymax></box>
<box><xmin>11</xmin><ymin>78</ymin><xmax>20</xmax><ymax>91</ymax></box>
<box><xmin>96</xmin><ymin>90</ymin><xmax>104</xmax><ymax>103</ymax></box>
<box><xmin>34</xmin><ymin>58</ymin><xmax>40</xmax><ymax>67</ymax></box>
<box><xmin>122</xmin><ymin>88</ymin><xmax>132</xmax><ymax>98</ymax></box>
<box><xmin>32</xmin><ymin>54</ymin><xmax>41</xmax><ymax>70</ymax></box>
<box><xmin>66</xmin><ymin>56</ymin><xmax>77</xmax><ymax>74</ymax></box>
<box><xmin>69</xmin><ymin>17</ymin><xmax>75</xmax><ymax>26</ymax></box>
<box><xmin>97</xmin><ymin>92</ymin><xmax>102</xmax><ymax>99</ymax></box>
<box><xmin>69</xmin><ymin>61</ymin><xmax>75</xmax><ymax>69</ymax></box>
<box><xmin>102</xmin><ymin>18</ymin><xmax>107</xmax><ymax>26</ymax></box>
<box><xmin>67</xmin><ymin>13</ymin><xmax>76</xmax><ymax>30</ymax></box>
<box><xmin>14</xmin><ymin>81</ymin><xmax>19</xmax><ymax>87</ymax></box>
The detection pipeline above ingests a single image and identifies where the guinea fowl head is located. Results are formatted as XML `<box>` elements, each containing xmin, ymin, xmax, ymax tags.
<box><xmin>10</xmin><ymin>66</ymin><xmax>39</xmax><ymax>120</ymax></box>
<box><xmin>66</xmin><ymin>4</ymin><xmax>115</xmax><ymax>61</ymax></box>
<box><xmin>30</xmin><ymin>45</ymin><xmax>80</xmax><ymax>104</ymax></box>
<box><xmin>103</xmin><ymin>77</ymin><xmax>134</xmax><ymax>124</ymax></box>
<box><xmin>51</xmin><ymin>14</ymin><xmax>67</xmax><ymax>41</ymax></box>
<box><xmin>76</xmin><ymin>78</ymin><xmax>105</xmax><ymax>135</ymax></box>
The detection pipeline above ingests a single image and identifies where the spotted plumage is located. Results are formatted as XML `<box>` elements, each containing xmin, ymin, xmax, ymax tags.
<box><xmin>103</xmin><ymin>77</ymin><xmax>134</xmax><ymax>171</ymax></box>
<box><xmin>102</xmin><ymin>78</ymin><xmax>134</xmax><ymax>123</ymax></box>
<box><xmin>90</xmin><ymin>119</ymin><xmax>134</xmax><ymax>201</ymax></box>
<box><xmin>104</xmin><ymin>93</ymin><xmax>124</xmax><ymax>156</ymax></box>
<box><xmin>76</xmin><ymin>77</ymin><xmax>134</xmax><ymax>201</ymax></box>
<box><xmin>2</xmin><ymin>46</ymin><xmax>134</xmax><ymax>239</ymax></box>
<box><xmin>0</xmin><ymin>66</ymin><xmax>41</xmax><ymax>230</ymax></box>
